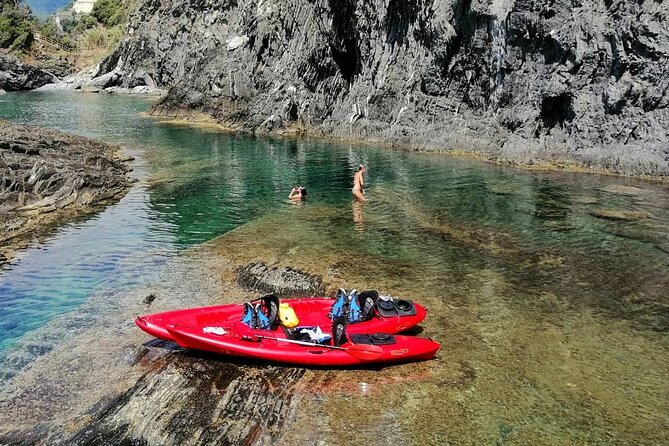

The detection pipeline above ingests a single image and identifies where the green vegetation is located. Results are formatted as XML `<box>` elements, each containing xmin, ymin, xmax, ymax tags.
<box><xmin>0</xmin><ymin>0</ymin><xmax>132</xmax><ymax>71</ymax></box>
<box><xmin>34</xmin><ymin>0</ymin><xmax>132</xmax><ymax>57</ymax></box>
<box><xmin>91</xmin><ymin>0</ymin><xmax>125</xmax><ymax>27</ymax></box>
<box><xmin>78</xmin><ymin>24</ymin><xmax>123</xmax><ymax>50</ymax></box>
<box><xmin>0</xmin><ymin>0</ymin><xmax>36</xmax><ymax>50</ymax></box>
<box><xmin>1</xmin><ymin>0</ymin><xmax>131</xmax><ymax>52</ymax></box>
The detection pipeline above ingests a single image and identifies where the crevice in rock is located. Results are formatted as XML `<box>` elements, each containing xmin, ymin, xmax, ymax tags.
<box><xmin>327</xmin><ymin>0</ymin><xmax>360</xmax><ymax>83</ymax></box>
<box><xmin>540</xmin><ymin>93</ymin><xmax>575</xmax><ymax>131</ymax></box>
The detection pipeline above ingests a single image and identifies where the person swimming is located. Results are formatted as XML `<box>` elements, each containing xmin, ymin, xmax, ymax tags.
<box><xmin>289</xmin><ymin>186</ymin><xmax>307</xmax><ymax>201</ymax></box>
<box><xmin>352</xmin><ymin>165</ymin><xmax>367</xmax><ymax>202</ymax></box>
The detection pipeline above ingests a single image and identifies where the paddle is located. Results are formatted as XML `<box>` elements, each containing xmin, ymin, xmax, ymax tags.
<box><xmin>252</xmin><ymin>335</ymin><xmax>383</xmax><ymax>361</ymax></box>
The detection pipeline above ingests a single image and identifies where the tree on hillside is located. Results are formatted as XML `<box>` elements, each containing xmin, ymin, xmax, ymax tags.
<box><xmin>0</xmin><ymin>0</ymin><xmax>35</xmax><ymax>50</ymax></box>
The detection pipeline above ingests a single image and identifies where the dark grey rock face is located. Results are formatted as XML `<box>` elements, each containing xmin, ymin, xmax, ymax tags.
<box><xmin>99</xmin><ymin>0</ymin><xmax>669</xmax><ymax>176</ymax></box>
<box><xmin>0</xmin><ymin>54</ymin><xmax>58</xmax><ymax>91</ymax></box>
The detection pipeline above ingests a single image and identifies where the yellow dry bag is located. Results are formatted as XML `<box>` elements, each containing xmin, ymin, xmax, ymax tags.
<box><xmin>279</xmin><ymin>303</ymin><xmax>299</xmax><ymax>328</ymax></box>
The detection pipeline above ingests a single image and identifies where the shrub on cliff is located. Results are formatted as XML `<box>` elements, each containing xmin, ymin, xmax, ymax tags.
<box><xmin>79</xmin><ymin>25</ymin><xmax>123</xmax><ymax>50</ymax></box>
<box><xmin>0</xmin><ymin>0</ymin><xmax>35</xmax><ymax>50</ymax></box>
<box><xmin>60</xmin><ymin>12</ymin><xmax>97</xmax><ymax>34</ymax></box>
<box><xmin>91</xmin><ymin>0</ymin><xmax>125</xmax><ymax>27</ymax></box>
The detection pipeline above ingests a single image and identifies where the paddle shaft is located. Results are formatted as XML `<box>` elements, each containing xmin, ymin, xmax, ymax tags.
<box><xmin>250</xmin><ymin>335</ymin><xmax>384</xmax><ymax>360</ymax></box>
<box><xmin>253</xmin><ymin>335</ymin><xmax>346</xmax><ymax>350</ymax></box>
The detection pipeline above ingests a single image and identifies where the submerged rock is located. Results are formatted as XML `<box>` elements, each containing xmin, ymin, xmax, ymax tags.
<box><xmin>599</xmin><ymin>184</ymin><xmax>652</xmax><ymax>196</ymax></box>
<box><xmin>236</xmin><ymin>262</ymin><xmax>325</xmax><ymax>297</ymax></box>
<box><xmin>590</xmin><ymin>209</ymin><xmax>653</xmax><ymax>221</ymax></box>
<box><xmin>573</xmin><ymin>195</ymin><xmax>599</xmax><ymax>205</ymax></box>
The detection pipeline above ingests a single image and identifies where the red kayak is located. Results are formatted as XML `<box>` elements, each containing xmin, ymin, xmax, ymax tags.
<box><xmin>165</xmin><ymin>322</ymin><xmax>440</xmax><ymax>367</ymax></box>
<box><xmin>136</xmin><ymin>294</ymin><xmax>427</xmax><ymax>342</ymax></box>
<box><xmin>135</xmin><ymin>292</ymin><xmax>439</xmax><ymax>366</ymax></box>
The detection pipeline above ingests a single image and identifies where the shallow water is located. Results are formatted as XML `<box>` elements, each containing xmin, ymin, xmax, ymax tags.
<box><xmin>0</xmin><ymin>92</ymin><xmax>668</xmax><ymax>443</ymax></box>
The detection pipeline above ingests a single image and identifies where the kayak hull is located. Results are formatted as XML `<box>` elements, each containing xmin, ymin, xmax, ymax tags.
<box><xmin>135</xmin><ymin>297</ymin><xmax>438</xmax><ymax>367</ymax></box>
<box><xmin>165</xmin><ymin>323</ymin><xmax>440</xmax><ymax>367</ymax></box>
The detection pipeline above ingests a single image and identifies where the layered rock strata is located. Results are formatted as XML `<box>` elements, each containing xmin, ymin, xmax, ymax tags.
<box><xmin>0</xmin><ymin>53</ymin><xmax>58</xmax><ymax>91</ymax></box>
<box><xmin>97</xmin><ymin>0</ymin><xmax>669</xmax><ymax>177</ymax></box>
<box><xmin>0</xmin><ymin>121</ymin><xmax>133</xmax><ymax>264</ymax></box>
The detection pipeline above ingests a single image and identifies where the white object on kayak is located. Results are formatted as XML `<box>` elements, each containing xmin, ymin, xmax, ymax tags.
<box><xmin>203</xmin><ymin>326</ymin><xmax>228</xmax><ymax>335</ymax></box>
<box><xmin>299</xmin><ymin>326</ymin><xmax>331</xmax><ymax>343</ymax></box>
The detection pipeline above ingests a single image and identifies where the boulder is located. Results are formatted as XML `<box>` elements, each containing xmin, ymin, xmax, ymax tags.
<box><xmin>236</xmin><ymin>262</ymin><xmax>324</xmax><ymax>296</ymax></box>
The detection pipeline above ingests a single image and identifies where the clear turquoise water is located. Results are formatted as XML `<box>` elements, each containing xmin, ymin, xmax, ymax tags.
<box><xmin>0</xmin><ymin>91</ymin><xmax>448</xmax><ymax>352</ymax></box>
<box><xmin>1</xmin><ymin>92</ymin><xmax>668</xmax><ymax>443</ymax></box>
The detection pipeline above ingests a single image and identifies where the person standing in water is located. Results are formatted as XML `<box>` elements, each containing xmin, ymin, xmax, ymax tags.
<box><xmin>352</xmin><ymin>165</ymin><xmax>367</xmax><ymax>202</ymax></box>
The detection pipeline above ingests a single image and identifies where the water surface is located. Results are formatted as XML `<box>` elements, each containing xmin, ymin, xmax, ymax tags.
<box><xmin>0</xmin><ymin>91</ymin><xmax>667</xmax><ymax>443</ymax></box>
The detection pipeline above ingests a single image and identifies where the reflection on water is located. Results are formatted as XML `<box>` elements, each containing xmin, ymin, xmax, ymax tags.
<box><xmin>0</xmin><ymin>92</ymin><xmax>668</xmax><ymax>443</ymax></box>
<box><xmin>352</xmin><ymin>200</ymin><xmax>364</xmax><ymax>232</ymax></box>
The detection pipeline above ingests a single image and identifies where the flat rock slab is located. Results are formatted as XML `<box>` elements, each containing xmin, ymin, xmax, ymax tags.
<box><xmin>0</xmin><ymin>121</ymin><xmax>133</xmax><ymax>264</ymax></box>
<box><xmin>65</xmin><ymin>349</ymin><xmax>305</xmax><ymax>446</ymax></box>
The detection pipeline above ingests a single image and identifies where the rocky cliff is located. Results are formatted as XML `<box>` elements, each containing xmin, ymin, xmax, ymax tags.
<box><xmin>98</xmin><ymin>0</ymin><xmax>669</xmax><ymax>176</ymax></box>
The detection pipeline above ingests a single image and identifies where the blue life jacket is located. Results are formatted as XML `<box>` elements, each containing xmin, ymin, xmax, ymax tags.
<box><xmin>255</xmin><ymin>303</ymin><xmax>272</xmax><ymax>330</ymax></box>
<box><xmin>328</xmin><ymin>288</ymin><xmax>348</xmax><ymax>320</ymax></box>
<box><xmin>241</xmin><ymin>302</ymin><xmax>257</xmax><ymax>328</ymax></box>
<box><xmin>348</xmin><ymin>289</ymin><xmax>362</xmax><ymax>322</ymax></box>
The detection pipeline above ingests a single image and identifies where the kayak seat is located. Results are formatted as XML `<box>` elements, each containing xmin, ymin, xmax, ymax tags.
<box><xmin>357</xmin><ymin>290</ymin><xmax>378</xmax><ymax>321</ymax></box>
<box><xmin>349</xmin><ymin>333</ymin><xmax>397</xmax><ymax>345</ymax></box>
<box><xmin>376</xmin><ymin>296</ymin><xmax>417</xmax><ymax>317</ymax></box>
<box><xmin>332</xmin><ymin>316</ymin><xmax>347</xmax><ymax>347</ymax></box>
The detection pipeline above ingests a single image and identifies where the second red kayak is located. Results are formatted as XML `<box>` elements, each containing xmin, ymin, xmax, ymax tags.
<box><xmin>165</xmin><ymin>323</ymin><xmax>440</xmax><ymax>366</ymax></box>
<box><xmin>136</xmin><ymin>294</ymin><xmax>427</xmax><ymax>342</ymax></box>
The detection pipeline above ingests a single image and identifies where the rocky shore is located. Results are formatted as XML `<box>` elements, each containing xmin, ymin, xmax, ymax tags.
<box><xmin>95</xmin><ymin>0</ymin><xmax>669</xmax><ymax>178</ymax></box>
<box><xmin>0</xmin><ymin>121</ymin><xmax>134</xmax><ymax>265</ymax></box>
<box><xmin>0</xmin><ymin>52</ymin><xmax>164</xmax><ymax>95</ymax></box>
